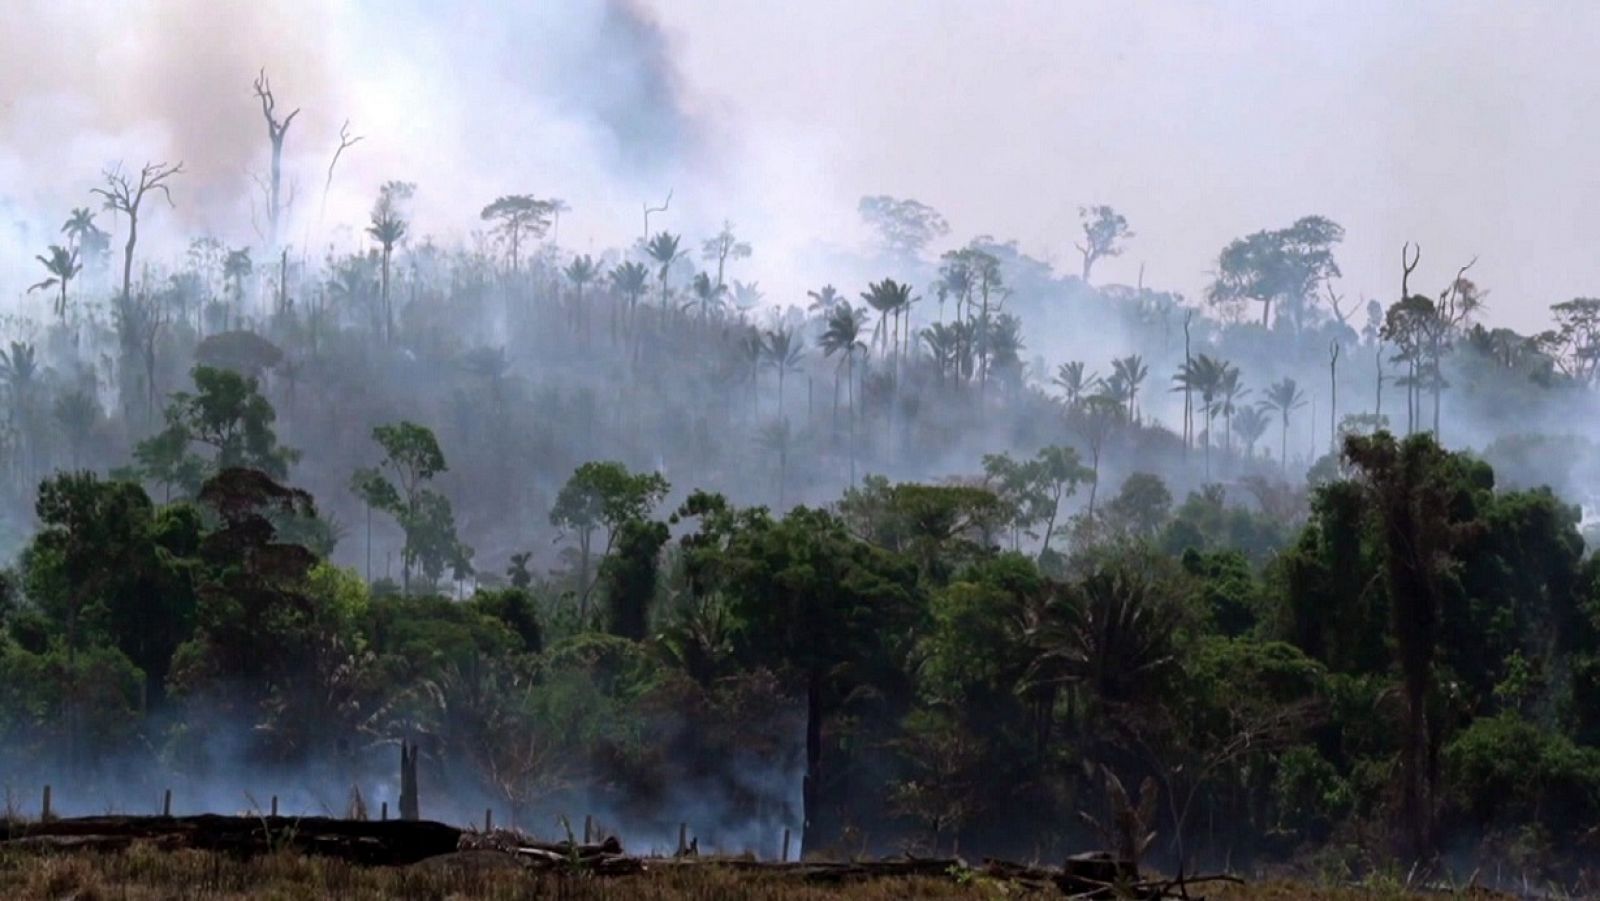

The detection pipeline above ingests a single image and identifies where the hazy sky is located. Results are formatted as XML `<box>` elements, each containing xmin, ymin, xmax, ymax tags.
<box><xmin>4</xmin><ymin>0</ymin><xmax>1597</xmax><ymax>332</ymax></box>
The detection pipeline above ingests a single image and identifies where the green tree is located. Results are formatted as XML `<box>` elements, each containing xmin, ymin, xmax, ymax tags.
<box><xmin>1207</xmin><ymin>215</ymin><xmax>1343</xmax><ymax>329</ymax></box>
<box><xmin>1343</xmin><ymin>431</ymin><xmax>1475</xmax><ymax>856</ymax></box>
<box><xmin>680</xmin><ymin>499</ymin><xmax>922</xmax><ymax>853</ymax></box>
<box><xmin>1075</xmin><ymin>204</ymin><xmax>1133</xmax><ymax>283</ymax></box>
<box><xmin>549</xmin><ymin>461</ymin><xmax>670</xmax><ymax>614</ymax></box>
<box><xmin>361</xmin><ymin>421</ymin><xmax>466</xmax><ymax>594</ymax></box>
<box><xmin>700</xmin><ymin>219</ymin><xmax>751</xmax><ymax>290</ymax></box>
<box><xmin>134</xmin><ymin>366</ymin><xmax>299</xmax><ymax>498</ymax></box>
<box><xmin>480</xmin><ymin>195</ymin><xmax>553</xmax><ymax>273</ymax></box>
<box><xmin>597</xmin><ymin>518</ymin><xmax>670</xmax><ymax>641</ymax></box>
<box><xmin>858</xmin><ymin>195</ymin><xmax>949</xmax><ymax>261</ymax></box>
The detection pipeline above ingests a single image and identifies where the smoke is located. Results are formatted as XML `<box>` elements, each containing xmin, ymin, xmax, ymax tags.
<box><xmin>0</xmin><ymin>0</ymin><xmax>709</xmax><ymax>282</ymax></box>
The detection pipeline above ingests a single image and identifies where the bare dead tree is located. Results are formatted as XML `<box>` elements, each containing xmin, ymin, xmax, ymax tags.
<box><xmin>91</xmin><ymin>161</ymin><xmax>183</xmax><ymax>304</ymax></box>
<box><xmin>1429</xmin><ymin>256</ymin><xmax>1480</xmax><ymax>437</ymax></box>
<box><xmin>322</xmin><ymin>119</ymin><xmax>364</xmax><ymax>221</ymax></box>
<box><xmin>254</xmin><ymin>69</ymin><xmax>301</xmax><ymax>246</ymax></box>
<box><xmin>1329</xmin><ymin>339</ymin><xmax>1340</xmax><ymax>453</ymax></box>
<box><xmin>1400</xmin><ymin>241</ymin><xmax>1420</xmax><ymax>299</ymax></box>
<box><xmin>642</xmin><ymin>189</ymin><xmax>672</xmax><ymax>244</ymax></box>
<box><xmin>1324</xmin><ymin>279</ymin><xmax>1351</xmax><ymax>328</ymax></box>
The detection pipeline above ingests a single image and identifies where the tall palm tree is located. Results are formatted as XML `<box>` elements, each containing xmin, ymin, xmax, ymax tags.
<box><xmin>1217</xmin><ymin>366</ymin><xmax>1249</xmax><ymax>455</ymax></box>
<box><xmin>1054</xmin><ymin>361</ymin><xmax>1100</xmax><ymax>409</ymax></box>
<box><xmin>29</xmin><ymin>245</ymin><xmax>81</xmax><ymax>319</ymax></box>
<box><xmin>645</xmin><ymin>232</ymin><xmax>683</xmax><ymax>310</ymax></box>
<box><xmin>731</xmin><ymin>280</ymin><xmax>763</xmax><ymax>316</ymax></box>
<box><xmin>986</xmin><ymin>314</ymin><xmax>1026</xmax><ymax>390</ymax></box>
<box><xmin>690</xmin><ymin>272</ymin><xmax>726</xmax><ymax>321</ymax></box>
<box><xmin>762</xmin><ymin>327</ymin><xmax>805</xmax><ymax>418</ymax></box>
<box><xmin>564</xmin><ymin>254</ymin><xmax>598</xmax><ymax>338</ymax></box>
<box><xmin>62</xmin><ymin>207</ymin><xmax>99</xmax><ymax>249</ymax></box>
<box><xmin>609</xmin><ymin>261</ymin><xmax>649</xmax><ymax>336</ymax></box>
<box><xmin>921</xmin><ymin>322</ymin><xmax>960</xmax><ymax>384</ymax></box>
<box><xmin>1259</xmin><ymin>378</ymin><xmax>1308</xmax><ymax>472</ymax></box>
<box><xmin>806</xmin><ymin>284</ymin><xmax>843</xmax><ymax>316</ymax></box>
<box><xmin>368</xmin><ymin>210</ymin><xmax>407</xmax><ymax>343</ymax></box>
<box><xmin>0</xmin><ymin>342</ymin><xmax>40</xmax><ymax>477</ymax></box>
<box><xmin>1111</xmin><ymin>355</ymin><xmax>1149</xmax><ymax>422</ymax></box>
<box><xmin>1173</xmin><ymin>354</ymin><xmax>1230</xmax><ymax>477</ymax></box>
<box><xmin>738</xmin><ymin>328</ymin><xmax>766</xmax><ymax>417</ymax></box>
<box><xmin>820</xmin><ymin>305</ymin><xmax>866</xmax><ymax>483</ymax></box>
<box><xmin>1231</xmin><ymin>405</ymin><xmax>1270</xmax><ymax>459</ymax></box>
<box><xmin>860</xmin><ymin>278</ymin><xmax>913</xmax><ymax>367</ymax></box>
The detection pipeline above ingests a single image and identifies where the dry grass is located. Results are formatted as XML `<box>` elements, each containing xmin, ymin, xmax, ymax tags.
<box><xmin>0</xmin><ymin>844</ymin><xmax>1502</xmax><ymax>899</ymax></box>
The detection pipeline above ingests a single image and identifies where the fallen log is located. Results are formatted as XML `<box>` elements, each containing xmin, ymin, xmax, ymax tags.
<box><xmin>2</xmin><ymin>815</ymin><xmax>462</xmax><ymax>866</ymax></box>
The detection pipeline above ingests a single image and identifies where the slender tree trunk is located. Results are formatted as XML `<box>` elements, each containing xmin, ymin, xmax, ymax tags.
<box><xmin>381</xmin><ymin>246</ymin><xmax>392</xmax><ymax>343</ymax></box>
<box><xmin>848</xmin><ymin>351</ymin><xmax>857</xmax><ymax>485</ymax></box>
<box><xmin>121</xmin><ymin>215</ymin><xmax>138</xmax><ymax>305</ymax></box>
<box><xmin>1374</xmin><ymin>344</ymin><xmax>1383</xmax><ymax>421</ymax></box>
<box><xmin>802</xmin><ymin>667</ymin><xmax>824</xmax><ymax>858</ymax></box>
<box><xmin>1281</xmin><ymin>419</ymin><xmax>1288</xmax><ymax>473</ymax></box>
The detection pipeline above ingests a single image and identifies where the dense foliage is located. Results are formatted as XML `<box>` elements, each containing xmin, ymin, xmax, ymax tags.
<box><xmin>3</xmin><ymin>147</ymin><xmax>1600</xmax><ymax>884</ymax></box>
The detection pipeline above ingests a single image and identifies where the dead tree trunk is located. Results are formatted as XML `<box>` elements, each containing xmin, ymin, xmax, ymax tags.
<box><xmin>254</xmin><ymin>70</ymin><xmax>300</xmax><ymax>248</ymax></box>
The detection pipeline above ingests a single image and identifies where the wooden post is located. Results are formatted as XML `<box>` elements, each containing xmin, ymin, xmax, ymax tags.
<box><xmin>584</xmin><ymin>814</ymin><xmax>593</xmax><ymax>844</ymax></box>
<box><xmin>270</xmin><ymin>796</ymin><xmax>278</xmax><ymax>817</ymax></box>
<box><xmin>380</xmin><ymin>801</ymin><xmax>388</xmax><ymax>822</ymax></box>
<box><xmin>40</xmin><ymin>785</ymin><xmax>51</xmax><ymax>821</ymax></box>
<box><xmin>484</xmin><ymin>808</ymin><xmax>493</xmax><ymax>832</ymax></box>
<box><xmin>162</xmin><ymin>789</ymin><xmax>172</xmax><ymax>818</ymax></box>
<box><xmin>677</xmin><ymin>822</ymin><xmax>687</xmax><ymax>855</ymax></box>
<box><xmin>782</xmin><ymin>827</ymin><xmax>791</xmax><ymax>863</ymax></box>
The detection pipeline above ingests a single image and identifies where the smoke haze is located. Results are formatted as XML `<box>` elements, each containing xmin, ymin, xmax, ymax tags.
<box><xmin>7</xmin><ymin>1</ymin><xmax>1600</xmax><ymax>329</ymax></box>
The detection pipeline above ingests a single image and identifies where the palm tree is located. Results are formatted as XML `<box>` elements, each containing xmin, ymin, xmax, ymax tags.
<box><xmin>738</xmin><ymin>328</ymin><xmax>766</xmax><ymax>416</ymax></box>
<box><xmin>645</xmin><ymin>232</ymin><xmax>683</xmax><ymax>309</ymax></box>
<box><xmin>690</xmin><ymin>272</ymin><xmax>726</xmax><ymax>321</ymax></box>
<box><xmin>820</xmin><ymin>305</ymin><xmax>866</xmax><ymax>483</ymax></box>
<box><xmin>986</xmin><ymin>314</ymin><xmax>1026</xmax><ymax>391</ymax></box>
<box><xmin>762</xmin><ymin>327</ymin><xmax>805</xmax><ymax>418</ymax></box>
<box><xmin>922</xmin><ymin>322</ymin><xmax>960</xmax><ymax>384</ymax></box>
<box><xmin>564</xmin><ymin>254</ymin><xmax>598</xmax><ymax>338</ymax></box>
<box><xmin>62</xmin><ymin>207</ymin><xmax>99</xmax><ymax>249</ymax></box>
<box><xmin>1111</xmin><ymin>355</ymin><xmax>1149</xmax><ymax>422</ymax></box>
<box><xmin>807</xmin><ymin>284</ymin><xmax>843</xmax><ymax>318</ymax></box>
<box><xmin>1217</xmin><ymin>366</ymin><xmax>1249</xmax><ymax>455</ymax></box>
<box><xmin>1231</xmin><ymin>405</ymin><xmax>1270</xmax><ymax>459</ymax></box>
<box><xmin>1054</xmin><ymin>361</ymin><xmax>1100</xmax><ymax>409</ymax></box>
<box><xmin>609</xmin><ymin>261</ymin><xmax>649</xmax><ymax>336</ymax></box>
<box><xmin>731</xmin><ymin>280</ymin><xmax>763</xmax><ymax>316</ymax></box>
<box><xmin>29</xmin><ymin>245</ymin><xmax>81</xmax><ymax>319</ymax></box>
<box><xmin>0</xmin><ymin>342</ymin><xmax>39</xmax><ymax>406</ymax></box>
<box><xmin>0</xmin><ymin>342</ymin><xmax>40</xmax><ymax>477</ymax></box>
<box><xmin>368</xmin><ymin>210</ymin><xmax>407</xmax><ymax>343</ymax></box>
<box><xmin>1259</xmin><ymin>378</ymin><xmax>1308</xmax><ymax>471</ymax></box>
<box><xmin>1173</xmin><ymin>354</ymin><xmax>1230</xmax><ymax>477</ymax></box>
<box><xmin>860</xmin><ymin>278</ymin><xmax>913</xmax><ymax>367</ymax></box>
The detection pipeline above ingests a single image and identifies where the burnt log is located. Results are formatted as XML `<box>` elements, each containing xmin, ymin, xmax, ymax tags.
<box><xmin>2</xmin><ymin>815</ymin><xmax>462</xmax><ymax>866</ymax></box>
